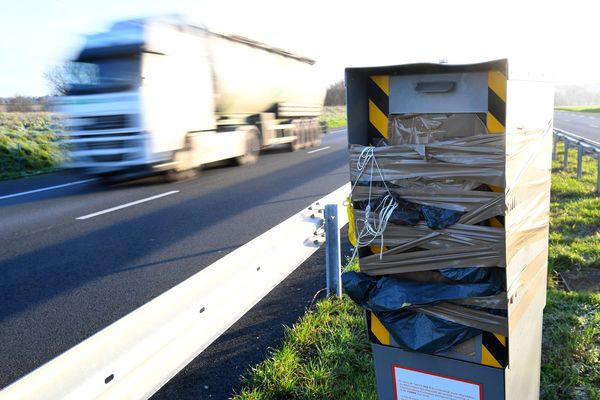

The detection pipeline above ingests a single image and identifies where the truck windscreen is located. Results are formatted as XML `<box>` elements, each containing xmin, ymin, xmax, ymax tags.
<box><xmin>68</xmin><ymin>54</ymin><xmax>140</xmax><ymax>94</ymax></box>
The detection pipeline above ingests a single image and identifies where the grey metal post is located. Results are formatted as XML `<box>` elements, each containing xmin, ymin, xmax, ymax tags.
<box><xmin>577</xmin><ymin>145</ymin><xmax>583</xmax><ymax>179</ymax></box>
<box><xmin>563</xmin><ymin>140</ymin><xmax>569</xmax><ymax>169</ymax></box>
<box><xmin>325</xmin><ymin>204</ymin><xmax>342</xmax><ymax>298</ymax></box>
<box><xmin>552</xmin><ymin>134</ymin><xmax>557</xmax><ymax>160</ymax></box>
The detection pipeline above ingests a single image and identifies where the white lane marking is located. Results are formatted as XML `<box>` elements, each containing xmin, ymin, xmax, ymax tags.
<box><xmin>306</xmin><ymin>146</ymin><xmax>331</xmax><ymax>154</ymax></box>
<box><xmin>0</xmin><ymin>178</ymin><xmax>97</xmax><ymax>201</ymax></box>
<box><xmin>76</xmin><ymin>190</ymin><xmax>179</xmax><ymax>220</ymax></box>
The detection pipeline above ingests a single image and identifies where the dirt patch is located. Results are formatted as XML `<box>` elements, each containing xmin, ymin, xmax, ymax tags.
<box><xmin>560</xmin><ymin>268</ymin><xmax>600</xmax><ymax>292</ymax></box>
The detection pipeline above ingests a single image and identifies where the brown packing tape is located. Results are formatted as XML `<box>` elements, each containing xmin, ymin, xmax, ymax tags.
<box><xmin>353</xmin><ymin>217</ymin><xmax>504</xmax><ymax>255</ymax></box>
<box><xmin>505</xmin><ymin>124</ymin><xmax>552</xmax><ymax>189</ymax></box>
<box><xmin>451</xmin><ymin>293</ymin><xmax>508</xmax><ymax>310</ymax></box>
<box><xmin>388</xmin><ymin>113</ymin><xmax>489</xmax><ymax>145</ymax></box>
<box><xmin>359</xmin><ymin>245</ymin><xmax>503</xmax><ymax>275</ymax></box>
<box><xmin>350</xmin><ymin>135</ymin><xmax>506</xmax><ymax>187</ymax></box>
<box><xmin>507</xmin><ymin>248</ymin><xmax>549</xmax><ymax>333</ymax></box>
<box><xmin>353</xmin><ymin>185</ymin><xmax>505</xmax><ymax>214</ymax></box>
<box><xmin>352</xmin><ymin>191</ymin><xmax>506</xmax><ymax>273</ymax></box>
<box><xmin>414</xmin><ymin>302</ymin><xmax>508</xmax><ymax>336</ymax></box>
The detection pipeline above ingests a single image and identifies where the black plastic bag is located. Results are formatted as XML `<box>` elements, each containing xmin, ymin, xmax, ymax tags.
<box><xmin>354</xmin><ymin>194</ymin><xmax>463</xmax><ymax>229</ymax></box>
<box><xmin>343</xmin><ymin>272</ymin><xmax>501</xmax><ymax>312</ymax></box>
<box><xmin>377</xmin><ymin>310</ymin><xmax>482</xmax><ymax>353</ymax></box>
<box><xmin>388</xmin><ymin>194</ymin><xmax>422</xmax><ymax>226</ymax></box>
<box><xmin>421</xmin><ymin>205</ymin><xmax>464</xmax><ymax>229</ymax></box>
<box><xmin>439</xmin><ymin>266</ymin><xmax>499</xmax><ymax>283</ymax></box>
<box><xmin>342</xmin><ymin>271</ymin><xmax>501</xmax><ymax>353</ymax></box>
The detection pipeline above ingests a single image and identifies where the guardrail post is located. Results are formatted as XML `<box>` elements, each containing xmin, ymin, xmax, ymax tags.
<box><xmin>325</xmin><ymin>204</ymin><xmax>342</xmax><ymax>298</ymax></box>
<box><xmin>552</xmin><ymin>133</ymin><xmax>558</xmax><ymax>160</ymax></box>
<box><xmin>577</xmin><ymin>145</ymin><xmax>583</xmax><ymax>179</ymax></box>
<box><xmin>563</xmin><ymin>140</ymin><xmax>570</xmax><ymax>169</ymax></box>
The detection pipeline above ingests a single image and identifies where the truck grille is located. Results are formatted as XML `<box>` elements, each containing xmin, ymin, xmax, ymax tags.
<box><xmin>84</xmin><ymin>141</ymin><xmax>126</xmax><ymax>150</ymax></box>
<box><xmin>81</xmin><ymin>115</ymin><xmax>129</xmax><ymax>131</ymax></box>
<box><xmin>70</xmin><ymin>131</ymin><xmax>138</xmax><ymax>140</ymax></box>
<box><xmin>91</xmin><ymin>154</ymin><xmax>125</xmax><ymax>163</ymax></box>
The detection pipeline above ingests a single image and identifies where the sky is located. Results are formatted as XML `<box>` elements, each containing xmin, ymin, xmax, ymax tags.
<box><xmin>0</xmin><ymin>0</ymin><xmax>597</xmax><ymax>97</ymax></box>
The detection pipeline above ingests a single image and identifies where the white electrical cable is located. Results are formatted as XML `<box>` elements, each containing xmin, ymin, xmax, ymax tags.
<box><xmin>345</xmin><ymin>146</ymin><xmax>398</xmax><ymax>271</ymax></box>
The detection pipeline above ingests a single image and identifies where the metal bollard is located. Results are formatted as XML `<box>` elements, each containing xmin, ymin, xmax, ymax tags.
<box><xmin>577</xmin><ymin>145</ymin><xmax>583</xmax><ymax>179</ymax></box>
<box><xmin>325</xmin><ymin>204</ymin><xmax>342</xmax><ymax>298</ymax></box>
<box><xmin>563</xmin><ymin>140</ymin><xmax>569</xmax><ymax>169</ymax></box>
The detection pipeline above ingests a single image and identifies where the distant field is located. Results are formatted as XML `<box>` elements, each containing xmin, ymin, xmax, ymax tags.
<box><xmin>320</xmin><ymin>106</ymin><xmax>346</xmax><ymax>130</ymax></box>
<box><xmin>555</xmin><ymin>105</ymin><xmax>600</xmax><ymax>113</ymax></box>
<box><xmin>0</xmin><ymin>112</ymin><xmax>66</xmax><ymax>180</ymax></box>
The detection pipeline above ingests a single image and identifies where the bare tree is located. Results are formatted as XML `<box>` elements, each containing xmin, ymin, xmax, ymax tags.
<box><xmin>324</xmin><ymin>80</ymin><xmax>345</xmax><ymax>106</ymax></box>
<box><xmin>43</xmin><ymin>62</ymin><xmax>95</xmax><ymax>96</ymax></box>
<box><xmin>6</xmin><ymin>95</ymin><xmax>36</xmax><ymax>112</ymax></box>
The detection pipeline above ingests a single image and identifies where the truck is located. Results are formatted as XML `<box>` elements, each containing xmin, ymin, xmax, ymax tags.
<box><xmin>60</xmin><ymin>16</ymin><xmax>325</xmax><ymax>180</ymax></box>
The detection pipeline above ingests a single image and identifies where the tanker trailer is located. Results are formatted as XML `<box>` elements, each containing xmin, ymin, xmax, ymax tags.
<box><xmin>60</xmin><ymin>16</ymin><xmax>325</xmax><ymax>180</ymax></box>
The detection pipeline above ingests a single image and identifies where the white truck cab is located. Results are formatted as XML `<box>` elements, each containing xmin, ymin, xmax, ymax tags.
<box><xmin>61</xmin><ymin>17</ymin><xmax>324</xmax><ymax>180</ymax></box>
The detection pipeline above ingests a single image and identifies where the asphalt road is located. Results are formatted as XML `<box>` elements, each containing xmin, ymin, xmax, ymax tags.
<box><xmin>554</xmin><ymin>110</ymin><xmax>600</xmax><ymax>145</ymax></box>
<box><xmin>0</xmin><ymin>128</ymin><xmax>350</xmax><ymax>396</ymax></box>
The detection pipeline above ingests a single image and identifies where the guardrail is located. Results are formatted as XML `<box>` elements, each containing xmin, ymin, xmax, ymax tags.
<box><xmin>0</xmin><ymin>183</ymin><xmax>350</xmax><ymax>400</ymax></box>
<box><xmin>553</xmin><ymin>128</ymin><xmax>600</xmax><ymax>193</ymax></box>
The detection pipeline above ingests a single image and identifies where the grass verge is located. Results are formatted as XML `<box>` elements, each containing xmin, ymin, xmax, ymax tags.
<box><xmin>555</xmin><ymin>105</ymin><xmax>600</xmax><ymax>114</ymax></box>
<box><xmin>549</xmin><ymin>142</ymin><xmax>600</xmax><ymax>271</ymax></box>
<box><xmin>541</xmin><ymin>289</ymin><xmax>600</xmax><ymax>399</ymax></box>
<box><xmin>232</xmin><ymin>295</ymin><xmax>376</xmax><ymax>400</ymax></box>
<box><xmin>0</xmin><ymin>112</ymin><xmax>66</xmax><ymax>180</ymax></box>
<box><xmin>232</xmin><ymin>142</ymin><xmax>600</xmax><ymax>399</ymax></box>
<box><xmin>320</xmin><ymin>106</ymin><xmax>347</xmax><ymax>130</ymax></box>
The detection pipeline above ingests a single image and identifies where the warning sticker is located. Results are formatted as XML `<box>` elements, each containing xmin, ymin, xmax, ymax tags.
<box><xmin>392</xmin><ymin>365</ymin><xmax>482</xmax><ymax>400</ymax></box>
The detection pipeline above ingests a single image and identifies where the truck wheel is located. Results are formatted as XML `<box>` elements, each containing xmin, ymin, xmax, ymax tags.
<box><xmin>288</xmin><ymin>138</ymin><xmax>300</xmax><ymax>152</ymax></box>
<box><xmin>288</xmin><ymin>124</ymin><xmax>300</xmax><ymax>152</ymax></box>
<box><xmin>311</xmin><ymin>121</ymin><xmax>322</xmax><ymax>146</ymax></box>
<box><xmin>297</xmin><ymin>121</ymin><xmax>308</xmax><ymax>149</ymax></box>
<box><xmin>307</xmin><ymin>122</ymin><xmax>318</xmax><ymax>147</ymax></box>
<box><xmin>165</xmin><ymin>135</ymin><xmax>198</xmax><ymax>182</ymax></box>
<box><xmin>236</xmin><ymin>129</ymin><xmax>260</xmax><ymax>166</ymax></box>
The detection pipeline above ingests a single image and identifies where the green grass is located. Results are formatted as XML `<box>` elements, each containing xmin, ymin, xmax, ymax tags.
<box><xmin>0</xmin><ymin>113</ymin><xmax>66</xmax><ymax>180</ymax></box>
<box><xmin>541</xmin><ymin>289</ymin><xmax>600</xmax><ymax>399</ymax></box>
<box><xmin>232</xmin><ymin>141</ymin><xmax>600</xmax><ymax>399</ymax></box>
<box><xmin>232</xmin><ymin>290</ymin><xmax>599</xmax><ymax>400</ymax></box>
<box><xmin>549</xmin><ymin>142</ymin><xmax>600</xmax><ymax>271</ymax></box>
<box><xmin>320</xmin><ymin>106</ymin><xmax>347</xmax><ymax>130</ymax></box>
<box><xmin>555</xmin><ymin>105</ymin><xmax>600</xmax><ymax>114</ymax></box>
<box><xmin>232</xmin><ymin>294</ymin><xmax>376</xmax><ymax>400</ymax></box>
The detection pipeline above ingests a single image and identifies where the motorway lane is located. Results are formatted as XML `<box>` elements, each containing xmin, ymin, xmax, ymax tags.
<box><xmin>0</xmin><ymin>129</ymin><xmax>349</xmax><ymax>390</ymax></box>
<box><xmin>554</xmin><ymin>110</ymin><xmax>600</xmax><ymax>145</ymax></box>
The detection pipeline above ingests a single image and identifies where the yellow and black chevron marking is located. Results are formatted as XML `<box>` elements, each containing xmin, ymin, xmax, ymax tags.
<box><xmin>481</xmin><ymin>331</ymin><xmax>507</xmax><ymax>368</ymax></box>
<box><xmin>487</xmin><ymin>70</ymin><xmax>506</xmax><ymax>134</ymax></box>
<box><xmin>368</xmin><ymin>75</ymin><xmax>390</xmax><ymax>144</ymax></box>
<box><xmin>487</xmin><ymin>70</ymin><xmax>507</xmax><ymax>227</ymax></box>
<box><xmin>367</xmin><ymin>311</ymin><xmax>391</xmax><ymax>345</ymax></box>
